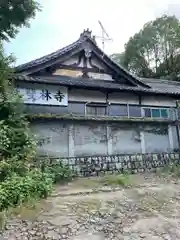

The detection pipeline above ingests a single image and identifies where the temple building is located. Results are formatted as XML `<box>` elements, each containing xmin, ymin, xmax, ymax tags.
<box><xmin>13</xmin><ymin>29</ymin><xmax>180</xmax><ymax>157</ymax></box>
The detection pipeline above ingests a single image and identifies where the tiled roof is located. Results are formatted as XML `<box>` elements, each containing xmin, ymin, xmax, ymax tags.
<box><xmin>15</xmin><ymin>39</ymin><xmax>82</xmax><ymax>72</ymax></box>
<box><xmin>13</xmin><ymin>74</ymin><xmax>180</xmax><ymax>97</ymax></box>
<box><xmin>14</xmin><ymin>29</ymin><xmax>149</xmax><ymax>88</ymax></box>
<box><xmin>13</xmin><ymin>29</ymin><xmax>180</xmax><ymax>96</ymax></box>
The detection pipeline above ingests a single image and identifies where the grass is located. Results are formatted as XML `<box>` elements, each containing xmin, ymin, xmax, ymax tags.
<box><xmin>99</xmin><ymin>174</ymin><xmax>132</xmax><ymax>187</ymax></box>
<box><xmin>0</xmin><ymin>198</ymin><xmax>49</xmax><ymax>230</ymax></box>
<box><xmin>10</xmin><ymin>199</ymin><xmax>48</xmax><ymax>221</ymax></box>
<box><xmin>156</xmin><ymin>164</ymin><xmax>180</xmax><ymax>179</ymax></box>
<box><xmin>70</xmin><ymin>199</ymin><xmax>102</xmax><ymax>215</ymax></box>
<box><xmin>71</xmin><ymin>173</ymin><xmax>133</xmax><ymax>189</ymax></box>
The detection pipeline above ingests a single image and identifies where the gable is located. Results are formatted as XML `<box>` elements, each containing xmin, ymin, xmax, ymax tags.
<box><xmin>15</xmin><ymin>29</ymin><xmax>150</xmax><ymax>88</ymax></box>
<box><xmin>52</xmin><ymin>51</ymin><xmax>114</xmax><ymax>81</ymax></box>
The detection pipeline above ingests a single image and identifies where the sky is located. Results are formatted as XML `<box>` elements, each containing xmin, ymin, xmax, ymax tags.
<box><xmin>4</xmin><ymin>0</ymin><xmax>180</xmax><ymax>66</ymax></box>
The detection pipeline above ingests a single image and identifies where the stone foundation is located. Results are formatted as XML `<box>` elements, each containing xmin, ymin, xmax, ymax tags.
<box><xmin>39</xmin><ymin>152</ymin><xmax>180</xmax><ymax>177</ymax></box>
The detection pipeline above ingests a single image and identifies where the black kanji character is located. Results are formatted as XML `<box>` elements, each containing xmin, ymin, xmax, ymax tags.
<box><xmin>54</xmin><ymin>90</ymin><xmax>64</xmax><ymax>102</ymax></box>
<box><xmin>41</xmin><ymin>89</ymin><xmax>52</xmax><ymax>101</ymax></box>
<box><xmin>26</xmin><ymin>88</ymin><xmax>37</xmax><ymax>102</ymax></box>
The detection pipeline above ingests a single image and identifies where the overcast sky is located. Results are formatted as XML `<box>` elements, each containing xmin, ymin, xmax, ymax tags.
<box><xmin>4</xmin><ymin>0</ymin><xmax>180</xmax><ymax>65</ymax></box>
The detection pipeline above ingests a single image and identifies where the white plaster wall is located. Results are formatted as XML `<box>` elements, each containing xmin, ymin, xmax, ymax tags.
<box><xmin>144</xmin><ymin>132</ymin><xmax>170</xmax><ymax>153</ymax></box>
<box><xmin>111</xmin><ymin>128</ymin><xmax>141</xmax><ymax>154</ymax></box>
<box><xmin>74</xmin><ymin>123</ymin><xmax>107</xmax><ymax>156</ymax></box>
<box><xmin>108</xmin><ymin>92</ymin><xmax>139</xmax><ymax>104</ymax></box>
<box><xmin>69</xmin><ymin>90</ymin><xmax>140</xmax><ymax>104</ymax></box>
<box><xmin>61</xmin><ymin>55</ymin><xmax>80</xmax><ymax>66</ymax></box>
<box><xmin>53</xmin><ymin>69</ymin><xmax>82</xmax><ymax>77</ymax></box>
<box><xmin>142</xmin><ymin>96</ymin><xmax>176</xmax><ymax>107</ymax></box>
<box><xmin>69</xmin><ymin>89</ymin><xmax>106</xmax><ymax>102</ymax></box>
<box><xmin>87</xmin><ymin>57</ymin><xmax>105</xmax><ymax>70</ymax></box>
<box><xmin>88</xmin><ymin>72</ymin><xmax>113</xmax><ymax>80</ymax></box>
<box><xmin>31</xmin><ymin>121</ymin><xmax>69</xmax><ymax>157</ymax></box>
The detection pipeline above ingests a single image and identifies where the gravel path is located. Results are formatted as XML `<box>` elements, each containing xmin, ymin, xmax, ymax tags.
<box><xmin>2</xmin><ymin>175</ymin><xmax>180</xmax><ymax>239</ymax></box>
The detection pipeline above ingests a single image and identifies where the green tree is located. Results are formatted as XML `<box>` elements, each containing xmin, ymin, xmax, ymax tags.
<box><xmin>113</xmin><ymin>15</ymin><xmax>180</xmax><ymax>80</ymax></box>
<box><xmin>0</xmin><ymin>0</ymin><xmax>40</xmax><ymax>41</ymax></box>
<box><xmin>111</xmin><ymin>53</ymin><xmax>125</xmax><ymax>66</ymax></box>
<box><xmin>0</xmin><ymin>42</ymin><xmax>36</xmax><ymax>169</ymax></box>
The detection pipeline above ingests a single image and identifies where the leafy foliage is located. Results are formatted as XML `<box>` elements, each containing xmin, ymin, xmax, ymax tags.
<box><xmin>0</xmin><ymin>171</ymin><xmax>53</xmax><ymax>211</ymax></box>
<box><xmin>0</xmin><ymin>0</ymin><xmax>41</xmax><ymax>41</ymax></box>
<box><xmin>158</xmin><ymin>163</ymin><xmax>180</xmax><ymax>178</ymax></box>
<box><xmin>113</xmin><ymin>15</ymin><xmax>180</xmax><ymax>80</ymax></box>
<box><xmin>111</xmin><ymin>53</ymin><xmax>125</xmax><ymax>66</ymax></box>
<box><xmin>42</xmin><ymin>162</ymin><xmax>74</xmax><ymax>184</ymax></box>
<box><xmin>100</xmin><ymin>174</ymin><xmax>132</xmax><ymax>187</ymax></box>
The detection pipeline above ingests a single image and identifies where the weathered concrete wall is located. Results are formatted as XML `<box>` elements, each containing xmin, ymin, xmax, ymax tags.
<box><xmin>31</xmin><ymin>120</ymin><xmax>172</xmax><ymax>157</ymax></box>
<box><xmin>73</xmin><ymin>123</ymin><xmax>107</xmax><ymax>156</ymax></box>
<box><xmin>170</xmin><ymin>126</ymin><xmax>179</xmax><ymax>150</ymax></box>
<box><xmin>144</xmin><ymin>132</ymin><xmax>170</xmax><ymax>153</ymax></box>
<box><xmin>110</xmin><ymin>125</ymin><xmax>141</xmax><ymax>154</ymax></box>
<box><xmin>31</xmin><ymin>120</ymin><xmax>68</xmax><ymax>157</ymax></box>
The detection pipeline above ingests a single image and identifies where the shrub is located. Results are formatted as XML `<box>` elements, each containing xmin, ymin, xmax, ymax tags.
<box><xmin>100</xmin><ymin>174</ymin><xmax>132</xmax><ymax>187</ymax></box>
<box><xmin>158</xmin><ymin>163</ymin><xmax>180</xmax><ymax>178</ymax></box>
<box><xmin>0</xmin><ymin>169</ymin><xmax>53</xmax><ymax>211</ymax></box>
<box><xmin>43</xmin><ymin>162</ymin><xmax>73</xmax><ymax>184</ymax></box>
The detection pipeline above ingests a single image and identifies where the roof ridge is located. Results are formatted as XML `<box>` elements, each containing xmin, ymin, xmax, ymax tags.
<box><xmin>141</xmin><ymin>77</ymin><xmax>180</xmax><ymax>85</ymax></box>
<box><xmin>15</xmin><ymin>38</ymin><xmax>82</xmax><ymax>71</ymax></box>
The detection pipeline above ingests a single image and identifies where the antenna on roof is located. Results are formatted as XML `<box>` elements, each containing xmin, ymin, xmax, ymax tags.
<box><xmin>95</xmin><ymin>20</ymin><xmax>113</xmax><ymax>53</ymax></box>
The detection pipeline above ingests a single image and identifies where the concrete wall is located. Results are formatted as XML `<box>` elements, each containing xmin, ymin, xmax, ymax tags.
<box><xmin>170</xmin><ymin>126</ymin><xmax>179</xmax><ymax>150</ymax></box>
<box><xmin>74</xmin><ymin>123</ymin><xmax>107</xmax><ymax>156</ymax></box>
<box><xmin>144</xmin><ymin>132</ymin><xmax>170</xmax><ymax>153</ymax></box>
<box><xmin>32</xmin><ymin>120</ymin><xmax>173</xmax><ymax>157</ymax></box>
<box><xmin>31</xmin><ymin>120</ymin><xmax>69</xmax><ymax>157</ymax></box>
<box><xmin>110</xmin><ymin>126</ymin><xmax>141</xmax><ymax>154</ymax></box>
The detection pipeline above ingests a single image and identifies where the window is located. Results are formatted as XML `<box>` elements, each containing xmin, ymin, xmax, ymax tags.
<box><xmin>128</xmin><ymin>106</ymin><xmax>141</xmax><ymax>117</ymax></box>
<box><xmin>142</xmin><ymin>107</ymin><xmax>169</xmax><ymax>119</ymax></box>
<box><xmin>143</xmin><ymin>108</ymin><xmax>151</xmax><ymax>117</ymax></box>
<box><xmin>109</xmin><ymin>104</ymin><xmax>128</xmax><ymax>116</ymax></box>
<box><xmin>152</xmin><ymin>109</ymin><xmax>160</xmax><ymax>118</ymax></box>
<box><xmin>86</xmin><ymin>104</ymin><xmax>107</xmax><ymax>116</ymax></box>
<box><xmin>160</xmin><ymin>109</ymin><xmax>168</xmax><ymax>118</ymax></box>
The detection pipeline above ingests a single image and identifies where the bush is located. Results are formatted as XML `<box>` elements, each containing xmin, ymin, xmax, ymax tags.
<box><xmin>43</xmin><ymin>162</ymin><xmax>73</xmax><ymax>184</ymax></box>
<box><xmin>158</xmin><ymin>163</ymin><xmax>180</xmax><ymax>178</ymax></box>
<box><xmin>100</xmin><ymin>174</ymin><xmax>132</xmax><ymax>187</ymax></box>
<box><xmin>0</xmin><ymin>169</ymin><xmax>53</xmax><ymax>211</ymax></box>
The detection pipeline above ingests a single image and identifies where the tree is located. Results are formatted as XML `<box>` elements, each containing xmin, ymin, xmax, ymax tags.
<box><xmin>111</xmin><ymin>53</ymin><xmax>125</xmax><ymax>66</ymax></box>
<box><xmin>0</xmin><ymin>0</ymin><xmax>40</xmax><ymax>41</ymax></box>
<box><xmin>113</xmin><ymin>15</ymin><xmax>180</xmax><ymax>80</ymax></box>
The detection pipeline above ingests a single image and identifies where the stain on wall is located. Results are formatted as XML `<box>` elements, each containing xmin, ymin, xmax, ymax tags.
<box><xmin>144</xmin><ymin>128</ymin><xmax>170</xmax><ymax>153</ymax></box>
<box><xmin>73</xmin><ymin>122</ymin><xmax>107</xmax><ymax>156</ymax></box>
<box><xmin>31</xmin><ymin>120</ymin><xmax>172</xmax><ymax>157</ymax></box>
<box><xmin>31</xmin><ymin>120</ymin><xmax>68</xmax><ymax>157</ymax></box>
<box><xmin>110</xmin><ymin>124</ymin><xmax>141</xmax><ymax>154</ymax></box>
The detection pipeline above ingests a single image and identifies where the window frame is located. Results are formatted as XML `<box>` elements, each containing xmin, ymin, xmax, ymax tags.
<box><xmin>128</xmin><ymin>104</ymin><xmax>142</xmax><ymax>118</ymax></box>
<box><xmin>141</xmin><ymin>107</ymin><xmax>169</xmax><ymax>119</ymax></box>
<box><xmin>85</xmin><ymin>103</ymin><xmax>107</xmax><ymax>116</ymax></box>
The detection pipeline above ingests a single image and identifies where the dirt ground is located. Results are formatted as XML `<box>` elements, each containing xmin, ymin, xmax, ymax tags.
<box><xmin>2</xmin><ymin>173</ymin><xmax>180</xmax><ymax>239</ymax></box>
